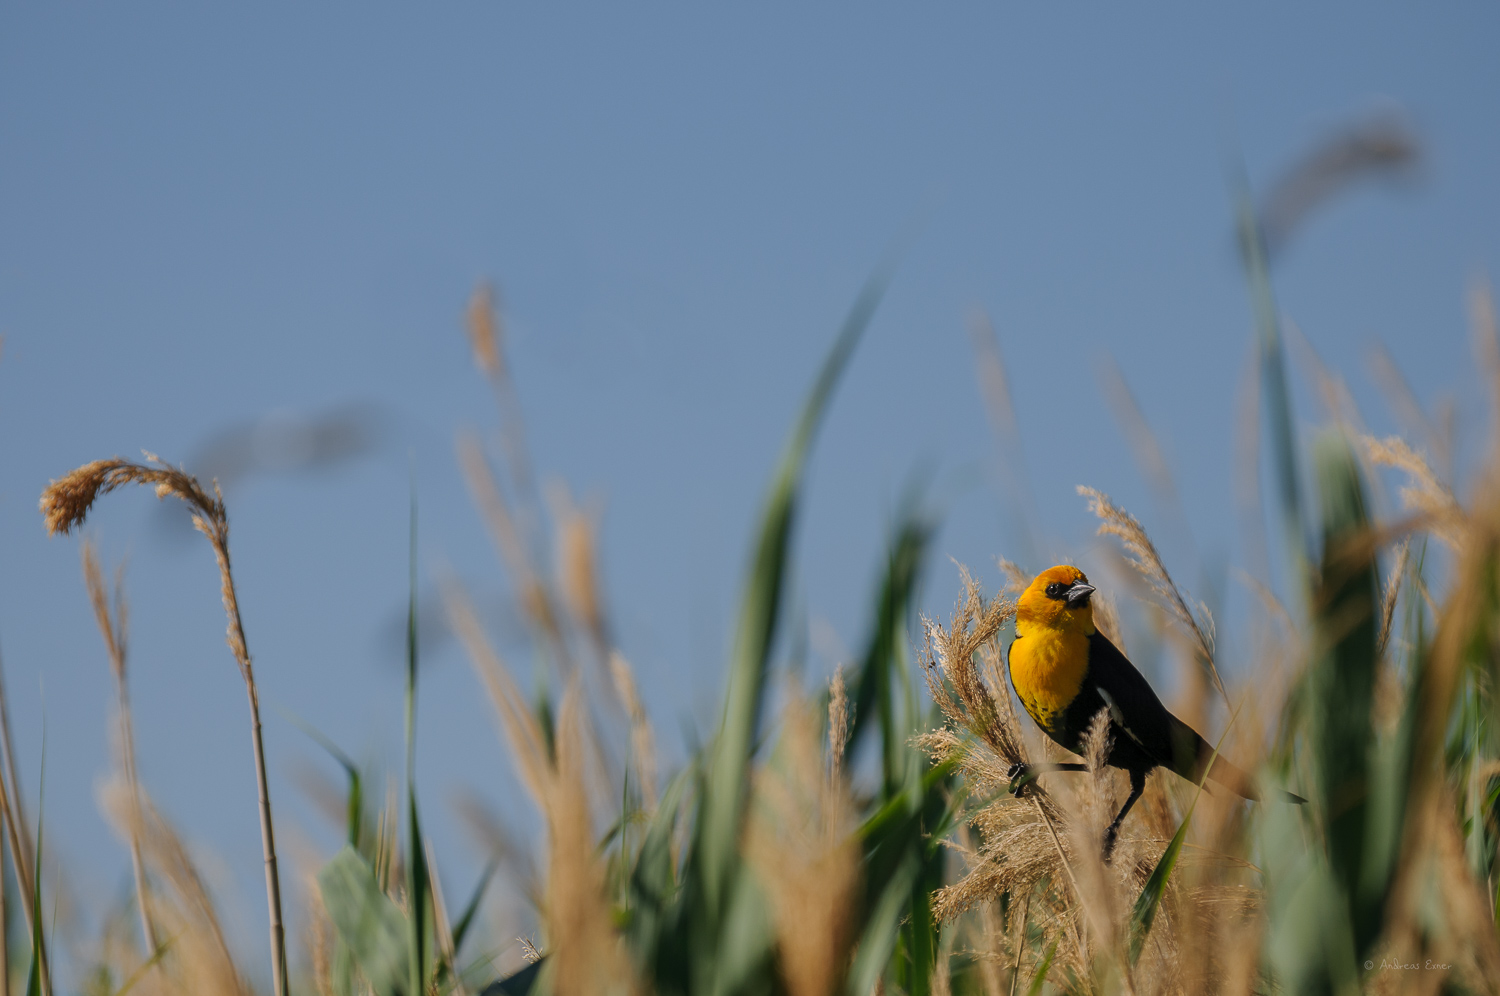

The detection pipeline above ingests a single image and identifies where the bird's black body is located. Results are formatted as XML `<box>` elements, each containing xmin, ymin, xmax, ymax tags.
<box><xmin>1016</xmin><ymin>630</ymin><xmax>1227</xmax><ymax>789</ymax></box>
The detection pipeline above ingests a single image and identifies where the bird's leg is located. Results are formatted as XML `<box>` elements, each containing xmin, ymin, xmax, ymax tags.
<box><xmin>1007</xmin><ymin>761</ymin><xmax>1087</xmax><ymax>796</ymax></box>
<box><xmin>1102</xmin><ymin>768</ymin><xmax>1147</xmax><ymax>863</ymax></box>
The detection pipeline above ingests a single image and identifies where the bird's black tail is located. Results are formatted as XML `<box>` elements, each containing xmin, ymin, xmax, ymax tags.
<box><xmin>1168</xmin><ymin>715</ymin><xmax>1306</xmax><ymax>804</ymax></box>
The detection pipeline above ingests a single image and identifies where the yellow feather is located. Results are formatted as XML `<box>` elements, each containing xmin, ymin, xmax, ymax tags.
<box><xmin>1008</xmin><ymin>564</ymin><xmax>1097</xmax><ymax>735</ymax></box>
<box><xmin>1009</xmin><ymin>627</ymin><xmax>1091</xmax><ymax>733</ymax></box>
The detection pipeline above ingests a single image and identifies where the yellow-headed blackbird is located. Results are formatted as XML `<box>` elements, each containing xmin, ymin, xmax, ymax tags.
<box><xmin>1006</xmin><ymin>565</ymin><xmax>1304</xmax><ymax>858</ymax></box>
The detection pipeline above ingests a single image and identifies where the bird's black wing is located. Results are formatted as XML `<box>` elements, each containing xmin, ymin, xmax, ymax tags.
<box><xmin>1081</xmin><ymin>631</ymin><xmax>1184</xmax><ymax>770</ymax></box>
<box><xmin>1084</xmin><ymin>631</ymin><xmax>1290</xmax><ymax>801</ymax></box>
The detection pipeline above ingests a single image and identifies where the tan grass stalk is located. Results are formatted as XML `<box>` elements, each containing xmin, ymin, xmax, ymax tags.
<box><xmin>457</xmin><ymin>432</ymin><xmax>567</xmax><ymax>659</ymax></box>
<box><xmin>1097</xmin><ymin>356</ymin><xmax>1196</xmax><ymax>566</ymax></box>
<box><xmin>0</xmin><ymin>804</ymin><xmax>5</xmax><ymax>996</ymax></box>
<box><xmin>99</xmin><ymin>778</ymin><xmax>249</xmax><ymax>995</ymax></box>
<box><xmin>1077</xmin><ymin>486</ymin><xmax>1228</xmax><ymax>709</ymax></box>
<box><xmin>1286</xmin><ymin>319</ymin><xmax>1366</xmax><ymax>436</ymax></box>
<box><xmin>1368</xmin><ymin>342</ymin><xmax>1450</xmax><ymax>481</ymax></box>
<box><xmin>452</xmin><ymin>790</ymin><xmax>542</xmax><ymax>911</ymax></box>
<box><xmin>1234</xmin><ymin>569</ymin><xmax>1298</xmax><ymax>649</ymax></box>
<box><xmin>40</xmin><ymin>455</ymin><xmax>289</xmax><ymax>996</ymax></box>
<box><xmin>968</xmin><ymin>311</ymin><xmax>1040</xmax><ymax>566</ymax></box>
<box><xmin>82</xmin><ymin>542</ymin><xmax>159</xmax><ymax>958</ymax></box>
<box><xmin>467</xmin><ymin>281</ymin><xmax>504</xmax><ymax>380</ymax></box>
<box><xmin>1377</xmin><ymin>536</ymin><xmax>1411</xmax><ymax>660</ymax></box>
<box><xmin>305</xmin><ymin>869</ymin><xmax>334</xmax><ymax>996</ymax></box>
<box><xmin>443</xmin><ymin>579</ymin><xmax>551</xmax><ymax>802</ymax></box>
<box><xmin>1362</xmin><ymin>435</ymin><xmax>1467</xmax><ymax>551</ymax></box>
<box><xmin>424</xmin><ymin>837</ymin><xmax>468</xmax><ymax>996</ymax></box>
<box><xmin>746</xmin><ymin>685</ymin><xmax>860</xmax><ymax>996</ymax></box>
<box><xmin>609</xmin><ymin>651</ymin><xmax>658</xmax><ymax>812</ymax></box>
<box><xmin>547</xmin><ymin>681</ymin><xmax>634</xmax><ymax>996</ymax></box>
<box><xmin>444</xmin><ymin>579</ymin><xmax>637</xmax><ymax>995</ymax></box>
<box><xmin>996</xmin><ymin>558</ymin><xmax>1028</xmax><ymax>596</ymax></box>
<box><xmin>828</xmin><ymin>665</ymin><xmax>850</xmax><ymax>782</ymax></box>
<box><xmin>553</xmin><ymin>490</ymin><xmax>606</xmax><ymax>651</ymax></box>
<box><xmin>467</xmin><ymin>281</ymin><xmax>540</xmax><ymax>517</ymax></box>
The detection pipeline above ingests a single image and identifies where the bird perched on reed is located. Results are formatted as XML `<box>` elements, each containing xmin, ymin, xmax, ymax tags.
<box><xmin>1006</xmin><ymin>565</ymin><xmax>1304</xmax><ymax>859</ymax></box>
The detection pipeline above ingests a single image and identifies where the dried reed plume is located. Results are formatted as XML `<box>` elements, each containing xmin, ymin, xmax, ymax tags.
<box><xmin>82</xmin><ymin>542</ymin><xmax>159</xmax><ymax>959</ymax></box>
<box><xmin>458</xmin><ymin>431</ymin><xmax>567</xmax><ymax>662</ymax></box>
<box><xmin>609</xmin><ymin>650</ymin><xmax>659</xmax><ymax>812</ymax></box>
<box><xmin>467</xmin><ymin>281</ymin><xmax>504</xmax><ymax>380</ymax></box>
<box><xmin>917</xmin><ymin>569</ymin><xmax>1093</xmax><ymax>979</ymax></box>
<box><xmin>1077</xmin><ymin>486</ymin><xmax>1228</xmax><ymax>708</ymax></box>
<box><xmin>98</xmin><ymin>778</ymin><xmax>250</xmax><ymax>995</ymax></box>
<box><xmin>828</xmin><ymin>666</ymin><xmax>850</xmax><ymax>782</ymax></box>
<box><xmin>466</xmin><ymin>280</ymin><xmax>543</xmax><ymax>561</ymax></box>
<box><xmin>557</xmin><ymin>494</ymin><xmax>606</xmax><ymax>649</ymax></box>
<box><xmin>39</xmin><ymin>455</ymin><xmax>289</xmax><ymax>996</ymax></box>
<box><xmin>1361</xmin><ymin>435</ymin><xmax>1467</xmax><ymax>551</ymax></box>
<box><xmin>1377</xmin><ymin>536</ymin><xmax>1411</xmax><ymax>660</ymax></box>
<box><xmin>444</xmin><ymin>579</ymin><xmax>637</xmax><ymax>996</ymax></box>
<box><xmin>747</xmin><ymin>685</ymin><xmax>860</xmax><ymax>996</ymax></box>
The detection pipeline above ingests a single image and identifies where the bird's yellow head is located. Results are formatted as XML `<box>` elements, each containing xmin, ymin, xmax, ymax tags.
<box><xmin>1016</xmin><ymin>565</ymin><xmax>1097</xmax><ymax>636</ymax></box>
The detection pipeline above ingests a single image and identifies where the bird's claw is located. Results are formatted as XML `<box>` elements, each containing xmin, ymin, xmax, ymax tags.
<box><xmin>1006</xmin><ymin>762</ymin><xmax>1034</xmax><ymax>796</ymax></box>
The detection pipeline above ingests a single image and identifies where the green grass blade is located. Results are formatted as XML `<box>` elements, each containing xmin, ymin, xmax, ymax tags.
<box><xmin>1024</xmin><ymin>937</ymin><xmax>1059</xmax><ymax>996</ymax></box>
<box><xmin>847</xmin><ymin>851</ymin><xmax>920</xmax><ymax>996</ymax></box>
<box><xmin>318</xmin><ymin>846</ymin><xmax>413</xmax><ymax>996</ymax></box>
<box><xmin>1130</xmin><ymin>702</ymin><xmax>1247</xmax><ymax>964</ymax></box>
<box><xmin>451</xmin><ymin>860</ymin><xmax>497</xmax><ymax>956</ymax></box>
<box><xmin>403</xmin><ymin>489</ymin><xmax>430</xmax><ymax>996</ymax></box>
<box><xmin>25</xmin><ymin>755</ymin><xmax>44</xmax><ymax>996</ymax></box>
<box><xmin>698</xmin><ymin>260</ymin><xmax>896</xmax><ymax>914</ymax></box>
<box><xmin>1128</xmin><ymin>806</ymin><xmax>1190</xmax><ymax>965</ymax></box>
<box><xmin>482</xmin><ymin>957</ymin><xmax>545</xmax><ymax>996</ymax></box>
<box><xmin>1235</xmin><ymin>181</ymin><xmax>1307</xmax><ymax>588</ymax></box>
<box><xmin>111</xmin><ymin>938</ymin><xmax>173</xmax><ymax>996</ymax></box>
<box><xmin>278</xmin><ymin>708</ymin><xmax>365</xmax><ymax>852</ymax></box>
<box><xmin>1309</xmin><ymin>433</ymin><xmax>1383</xmax><ymax>954</ymax></box>
<box><xmin>845</xmin><ymin>512</ymin><xmax>932</xmax><ymax>797</ymax></box>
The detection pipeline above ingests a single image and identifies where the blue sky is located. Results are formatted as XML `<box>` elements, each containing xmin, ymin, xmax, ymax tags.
<box><xmin>2</xmin><ymin>3</ymin><xmax>1497</xmax><ymax>983</ymax></box>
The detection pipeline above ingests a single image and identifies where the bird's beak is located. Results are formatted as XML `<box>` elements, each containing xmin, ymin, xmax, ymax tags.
<box><xmin>1065</xmin><ymin>582</ymin><xmax>1096</xmax><ymax>606</ymax></box>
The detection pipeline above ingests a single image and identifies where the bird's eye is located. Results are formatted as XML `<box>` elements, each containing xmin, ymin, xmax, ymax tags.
<box><xmin>1044</xmin><ymin>582</ymin><xmax>1065</xmax><ymax>599</ymax></box>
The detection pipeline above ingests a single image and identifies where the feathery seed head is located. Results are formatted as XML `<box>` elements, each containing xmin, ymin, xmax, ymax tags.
<box><xmin>40</xmin><ymin>459</ymin><xmax>128</xmax><ymax>535</ymax></box>
<box><xmin>41</xmin><ymin>455</ymin><xmax>224</xmax><ymax>537</ymax></box>
<box><xmin>467</xmin><ymin>281</ymin><xmax>503</xmax><ymax>379</ymax></box>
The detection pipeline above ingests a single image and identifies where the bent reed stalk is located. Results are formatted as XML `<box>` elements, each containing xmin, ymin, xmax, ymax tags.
<box><xmin>39</xmin><ymin>455</ymin><xmax>289</xmax><ymax>996</ymax></box>
<box><xmin>82</xmin><ymin>541</ymin><xmax>159</xmax><ymax>959</ymax></box>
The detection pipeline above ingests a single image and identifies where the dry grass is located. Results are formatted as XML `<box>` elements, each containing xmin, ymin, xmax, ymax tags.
<box><xmin>95</xmin><ymin>779</ymin><xmax>251</xmax><ymax>996</ymax></box>
<box><xmin>39</xmin><ymin>454</ymin><xmax>289</xmax><ymax>996</ymax></box>
<box><xmin>18</xmin><ymin>274</ymin><xmax>1500</xmax><ymax>996</ymax></box>
<box><xmin>443</xmin><ymin>580</ymin><xmax>637</xmax><ymax>996</ymax></box>
<box><xmin>82</xmin><ymin>542</ymin><xmax>159</xmax><ymax>961</ymax></box>
<box><xmin>746</xmin><ymin>684</ymin><xmax>860</xmax><ymax>996</ymax></box>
